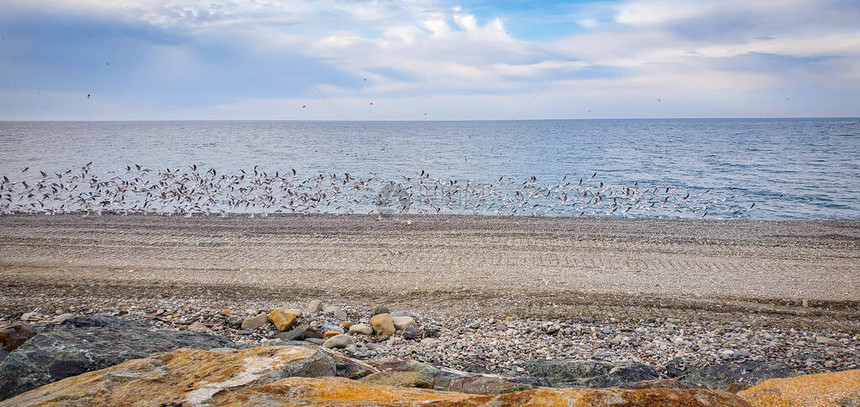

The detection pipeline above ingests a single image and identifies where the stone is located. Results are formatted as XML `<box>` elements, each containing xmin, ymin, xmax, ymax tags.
<box><xmin>342</xmin><ymin>321</ymin><xmax>352</xmax><ymax>329</ymax></box>
<box><xmin>306</xmin><ymin>300</ymin><xmax>323</xmax><ymax>314</ymax></box>
<box><xmin>224</xmin><ymin>314</ymin><xmax>244</xmax><ymax>329</ymax></box>
<box><xmin>448</xmin><ymin>376</ymin><xmax>533</xmax><ymax>394</ymax></box>
<box><xmin>323</xmin><ymin>306</ymin><xmax>348</xmax><ymax>320</ymax></box>
<box><xmin>360</xmin><ymin>371</ymin><xmax>435</xmax><ymax>389</ymax></box>
<box><xmin>49</xmin><ymin>313</ymin><xmax>75</xmax><ymax>324</ymax></box>
<box><xmin>323</xmin><ymin>331</ymin><xmax>341</xmax><ymax>339</ymax></box>
<box><xmin>276</xmin><ymin>328</ymin><xmax>306</xmax><ymax>342</ymax></box>
<box><xmin>187</xmin><ymin>322</ymin><xmax>212</xmax><ymax>334</ymax></box>
<box><xmin>369</xmin><ymin>313</ymin><xmax>395</xmax><ymax>339</ymax></box>
<box><xmin>2</xmin><ymin>346</ymin><xmax>336</xmax><ymax>406</ymax></box>
<box><xmin>313</xmin><ymin>346</ymin><xmax>378</xmax><ymax>380</ymax></box>
<box><xmin>284</xmin><ymin>308</ymin><xmax>302</xmax><ymax>317</ymax></box>
<box><xmin>323</xmin><ymin>334</ymin><xmax>355</xmax><ymax>349</ymax></box>
<box><xmin>0</xmin><ymin>324</ymin><xmax>36</xmax><ymax>352</ymax></box>
<box><xmin>349</xmin><ymin>324</ymin><xmax>374</xmax><ymax>336</ymax></box>
<box><xmin>321</xmin><ymin>322</ymin><xmax>344</xmax><ymax>334</ymax></box>
<box><xmin>738</xmin><ymin>369</ymin><xmax>859</xmax><ymax>407</ymax></box>
<box><xmin>401</xmin><ymin>325</ymin><xmax>420</xmax><ymax>340</ymax></box>
<box><xmin>371</xmin><ymin>306</ymin><xmax>390</xmax><ymax>317</ymax></box>
<box><xmin>523</xmin><ymin>359</ymin><xmax>657</xmax><ymax>388</ymax></box>
<box><xmin>0</xmin><ymin>314</ymin><xmax>234</xmax><ymax>400</ymax></box>
<box><xmin>815</xmin><ymin>336</ymin><xmax>843</xmax><ymax>347</ymax></box>
<box><xmin>305</xmin><ymin>338</ymin><xmax>326</xmax><ymax>345</ymax></box>
<box><xmin>392</xmin><ymin>316</ymin><xmax>416</xmax><ymax>330</ymax></box>
<box><xmin>268</xmin><ymin>308</ymin><xmax>297</xmax><ymax>332</ymax></box>
<box><xmin>224</xmin><ymin>378</ymin><xmax>752</xmax><ymax>406</ymax></box>
<box><xmin>241</xmin><ymin>313</ymin><xmax>269</xmax><ymax>330</ymax></box>
<box><xmin>665</xmin><ymin>358</ymin><xmax>794</xmax><ymax>390</ymax></box>
<box><xmin>19</xmin><ymin>312</ymin><xmax>40</xmax><ymax>322</ymax></box>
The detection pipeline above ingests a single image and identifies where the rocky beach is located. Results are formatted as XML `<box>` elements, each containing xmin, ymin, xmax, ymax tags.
<box><xmin>1</xmin><ymin>214</ymin><xmax>859</xmax><ymax>404</ymax></box>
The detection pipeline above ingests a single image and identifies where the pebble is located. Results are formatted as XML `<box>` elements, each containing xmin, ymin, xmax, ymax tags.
<box><xmin>323</xmin><ymin>334</ymin><xmax>355</xmax><ymax>349</ymax></box>
<box><xmin>307</xmin><ymin>300</ymin><xmax>323</xmax><ymax>314</ymax></box>
<box><xmin>349</xmin><ymin>324</ymin><xmax>374</xmax><ymax>336</ymax></box>
<box><xmin>392</xmin><ymin>316</ymin><xmax>416</xmax><ymax>331</ymax></box>
<box><xmin>241</xmin><ymin>313</ymin><xmax>269</xmax><ymax>330</ymax></box>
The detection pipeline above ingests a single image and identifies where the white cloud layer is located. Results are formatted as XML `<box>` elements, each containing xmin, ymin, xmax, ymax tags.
<box><xmin>1</xmin><ymin>0</ymin><xmax>858</xmax><ymax>119</ymax></box>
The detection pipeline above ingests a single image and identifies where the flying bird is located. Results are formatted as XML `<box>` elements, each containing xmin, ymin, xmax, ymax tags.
<box><xmin>87</xmin><ymin>94</ymin><xmax>91</xmax><ymax>99</ymax></box>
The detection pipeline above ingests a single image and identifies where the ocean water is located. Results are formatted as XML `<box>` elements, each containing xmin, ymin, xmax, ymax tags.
<box><xmin>0</xmin><ymin>118</ymin><xmax>858</xmax><ymax>219</ymax></box>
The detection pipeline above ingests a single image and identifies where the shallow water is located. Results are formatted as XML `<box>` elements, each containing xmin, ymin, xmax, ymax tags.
<box><xmin>1</xmin><ymin>118</ymin><xmax>858</xmax><ymax>219</ymax></box>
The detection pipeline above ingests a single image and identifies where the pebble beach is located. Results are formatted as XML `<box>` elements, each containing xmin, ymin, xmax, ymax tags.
<box><xmin>1</xmin><ymin>213</ymin><xmax>858</xmax><ymax>391</ymax></box>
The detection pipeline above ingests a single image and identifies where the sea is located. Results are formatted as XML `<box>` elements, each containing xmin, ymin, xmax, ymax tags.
<box><xmin>0</xmin><ymin>118</ymin><xmax>858</xmax><ymax>219</ymax></box>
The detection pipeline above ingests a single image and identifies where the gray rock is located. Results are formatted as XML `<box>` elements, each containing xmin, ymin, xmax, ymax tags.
<box><xmin>305</xmin><ymin>338</ymin><xmax>327</xmax><ymax>345</ymax></box>
<box><xmin>307</xmin><ymin>300</ymin><xmax>324</xmax><ymax>314</ymax></box>
<box><xmin>665</xmin><ymin>358</ymin><xmax>794</xmax><ymax>390</ymax></box>
<box><xmin>0</xmin><ymin>314</ymin><xmax>234</xmax><ymax>400</ymax></box>
<box><xmin>401</xmin><ymin>325</ymin><xmax>420</xmax><ymax>340</ymax></box>
<box><xmin>225</xmin><ymin>314</ymin><xmax>244</xmax><ymax>329</ymax></box>
<box><xmin>349</xmin><ymin>324</ymin><xmax>374</xmax><ymax>336</ymax></box>
<box><xmin>392</xmin><ymin>316</ymin><xmax>416</xmax><ymax>331</ymax></box>
<box><xmin>276</xmin><ymin>328</ymin><xmax>307</xmax><ymax>342</ymax></box>
<box><xmin>523</xmin><ymin>359</ymin><xmax>657</xmax><ymax>388</ymax></box>
<box><xmin>371</xmin><ymin>306</ymin><xmax>390</xmax><ymax>317</ymax></box>
<box><xmin>241</xmin><ymin>313</ymin><xmax>269</xmax><ymax>330</ymax></box>
<box><xmin>323</xmin><ymin>334</ymin><xmax>355</xmax><ymax>349</ymax></box>
<box><xmin>390</xmin><ymin>311</ymin><xmax>411</xmax><ymax>318</ymax></box>
<box><xmin>448</xmin><ymin>376</ymin><xmax>533</xmax><ymax>394</ymax></box>
<box><xmin>321</xmin><ymin>322</ymin><xmax>344</xmax><ymax>334</ymax></box>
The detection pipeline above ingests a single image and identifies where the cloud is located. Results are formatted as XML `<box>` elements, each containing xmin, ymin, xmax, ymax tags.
<box><xmin>1</xmin><ymin>0</ymin><xmax>858</xmax><ymax>119</ymax></box>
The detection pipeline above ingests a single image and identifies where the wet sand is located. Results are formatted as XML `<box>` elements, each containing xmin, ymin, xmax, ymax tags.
<box><xmin>1</xmin><ymin>214</ymin><xmax>858</xmax><ymax>330</ymax></box>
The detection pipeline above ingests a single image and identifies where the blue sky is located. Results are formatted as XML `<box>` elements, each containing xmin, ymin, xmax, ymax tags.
<box><xmin>1</xmin><ymin>0</ymin><xmax>858</xmax><ymax>120</ymax></box>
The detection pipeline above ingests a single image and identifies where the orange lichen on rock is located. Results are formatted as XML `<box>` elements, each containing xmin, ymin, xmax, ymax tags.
<box><xmin>216</xmin><ymin>377</ymin><xmax>751</xmax><ymax>407</ymax></box>
<box><xmin>738</xmin><ymin>369</ymin><xmax>860</xmax><ymax>407</ymax></box>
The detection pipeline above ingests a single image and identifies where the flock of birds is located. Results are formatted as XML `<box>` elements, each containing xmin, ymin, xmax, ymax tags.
<box><xmin>0</xmin><ymin>164</ymin><xmax>752</xmax><ymax>218</ymax></box>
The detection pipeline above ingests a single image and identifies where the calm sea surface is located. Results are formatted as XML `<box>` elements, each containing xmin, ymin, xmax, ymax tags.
<box><xmin>1</xmin><ymin>119</ymin><xmax>858</xmax><ymax>219</ymax></box>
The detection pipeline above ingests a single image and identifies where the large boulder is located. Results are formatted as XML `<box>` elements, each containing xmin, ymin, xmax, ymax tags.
<box><xmin>2</xmin><ymin>346</ymin><xmax>336</xmax><ymax>406</ymax></box>
<box><xmin>738</xmin><ymin>369</ymin><xmax>860</xmax><ymax>407</ymax></box>
<box><xmin>665</xmin><ymin>358</ymin><xmax>794</xmax><ymax>390</ymax></box>
<box><xmin>522</xmin><ymin>359</ymin><xmax>658</xmax><ymax>388</ymax></box>
<box><xmin>0</xmin><ymin>315</ymin><xmax>234</xmax><ymax>400</ymax></box>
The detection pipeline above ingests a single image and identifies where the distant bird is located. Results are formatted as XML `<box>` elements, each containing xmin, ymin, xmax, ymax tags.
<box><xmin>423</xmin><ymin>112</ymin><xmax>428</xmax><ymax>116</ymax></box>
<box><xmin>105</xmin><ymin>62</ymin><xmax>111</xmax><ymax>66</ymax></box>
<box><xmin>369</xmin><ymin>102</ymin><xmax>373</xmax><ymax>105</ymax></box>
<box><xmin>363</xmin><ymin>78</ymin><xmax>367</xmax><ymax>82</ymax></box>
<box><xmin>87</xmin><ymin>94</ymin><xmax>91</xmax><ymax>99</ymax></box>
<box><xmin>657</xmin><ymin>98</ymin><xmax>662</xmax><ymax>102</ymax></box>
<box><xmin>302</xmin><ymin>105</ymin><xmax>306</xmax><ymax>108</ymax></box>
<box><xmin>587</xmin><ymin>109</ymin><xmax>592</xmax><ymax>113</ymax></box>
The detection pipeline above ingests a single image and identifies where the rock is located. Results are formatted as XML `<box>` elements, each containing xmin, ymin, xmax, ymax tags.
<box><xmin>627</xmin><ymin>378</ymin><xmax>692</xmax><ymax>389</ymax></box>
<box><xmin>307</xmin><ymin>300</ymin><xmax>323</xmax><ymax>314</ymax></box>
<box><xmin>0</xmin><ymin>314</ymin><xmax>234</xmax><ymax>400</ymax></box>
<box><xmin>224</xmin><ymin>314</ymin><xmax>244</xmax><ymax>329</ymax></box>
<box><xmin>448</xmin><ymin>376</ymin><xmax>533</xmax><ymax>394</ymax></box>
<box><xmin>323</xmin><ymin>331</ymin><xmax>341</xmax><ymax>339</ymax></box>
<box><xmin>268</xmin><ymin>308</ymin><xmax>297</xmax><ymax>332</ymax></box>
<box><xmin>49</xmin><ymin>314</ymin><xmax>75</xmax><ymax>324</ymax></box>
<box><xmin>305</xmin><ymin>338</ymin><xmax>326</xmax><ymax>345</ymax></box>
<box><xmin>342</xmin><ymin>321</ymin><xmax>352</xmax><ymax>329</ymax></box>
<box><xmin>349</xmin><ymin>324</ymin><xmax>374</xmax><ymax>336</ymax></box>
<box><xmin>738</xmin><ymin>369</ymin><xmax>859</xmax><ymax>406</ymax></box>
<box><xmin>284</xmin><ymin>308</ymin><xmax>302</xmax><ymax>317</ymax></box>
<box><xmin>815</xmin><ymin>336</ymin><xmax>843</xmax><ymax>347</ymax></box>
<box><xmin>228</xmin><ymin>378</ymin><xmax>752</xmax><ymax>406</ymax></box>
<box><xmin>666</xmin><ymin>358</ymin><xmax>794</xmax><ymax>390</ymax></box>
<box><xmin>187</xmin><ymin>322</ymin><xmax>212</xmax><ymax>334</ymax></box>
<box><xmin>0</xmin><ymin>324</ymin><xmax>36</xmax><ymax>352</ymax></box>
<box><xmin>0</xmin><ymin>350</ymin><xmax>7</xmax><ymax>364</ymax></box>
<box><xmin>320</xmin><ymin>322</ymin><xmax>344</xmax><ymax>334</ymax></box>
<box><xmin>323</xmin><ymin>334</ymin><xmax>355</xmax><ymax>349</ymax></box>
<box><xmin>313</xmin><ymin>346</ymin><xmax>378</xmax><ymax>380</ymax></box>
<box><xmin>241</xmin><ymin>313</ymin><xmax>269</xmax><ymax>330</ymax></box>
<box><xmin>276</xmin><ymin>328</ymin><xmax>307</xmax><ymax>342</ymax></box>
<box><xmin>371</xmin><ymin>306</ymin><xmax>390</xmax><ymax>317</ymax></box>
<box><xmin>19</xmin><ymin>312</ymin><xmax>40</xmax><ymax>322</ymax></box>
<box><xmin>524</xmin><ymin>359</ymin><xmax>656</xmax><ymax>388</ymax></box>
<box><xmin>2</xmin><ymin>346</ymin><xmax>337</xmax><ymax>406</ymax></box>
<box><xmin>360</xmin><ymin>371</ymin><xmax>435</xmax><ymax>389</ymax></box>
<box><xmin>323</xmin><ymin>306</ymin><xmax>348</xmax><ymax>320</ymax></box>
<box><xmin>392</xmin><ymin>316</ymin><xmax>416</xmax><ymax>330</ymax></box>
<box><xmin>369</xmin><ymin>313</ymin><xmax>395</xmax><ymax>339</ymax></box>
<box><xmin>401</xmin><ymin>325</ymin><xmax>420</xmax><ymax>340</ymax></box>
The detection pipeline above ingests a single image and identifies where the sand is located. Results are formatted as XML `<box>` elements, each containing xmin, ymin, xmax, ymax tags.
<box><xmin>1</xmin><ymin>214</ymin><xmax>858</xmax><ymax>330</ymax></box>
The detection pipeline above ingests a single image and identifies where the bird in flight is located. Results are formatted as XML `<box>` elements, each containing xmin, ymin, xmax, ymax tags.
<box><xmin>87</xmin><ymin>94</ymin><xmax>91</xmax><ymax>99</ymax></box>
<box><xmin>302</xmin><ymin>105</ymin><xmax>307</xmax><ymax>108</ymax></box>
<box><xmin>369</xmin><ymin>102</ymin><xmax>373</xmax><ymax>106</ymax></box>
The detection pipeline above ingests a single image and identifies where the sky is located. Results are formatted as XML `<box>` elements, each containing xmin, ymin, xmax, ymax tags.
<box><xmin>1</xmin><ymin>0</ymin><xmax>858</xmax><ymax>120</ymax></box>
